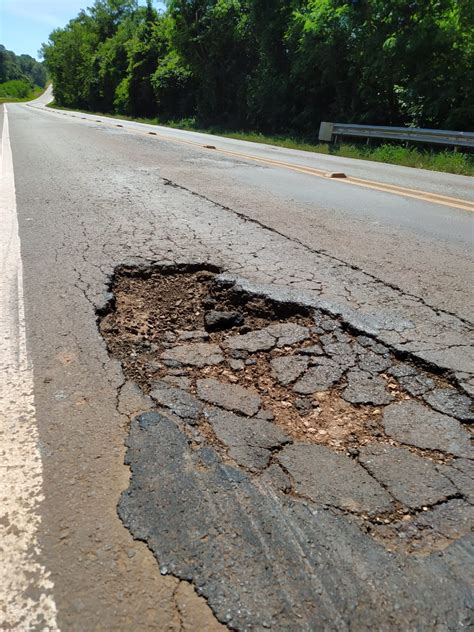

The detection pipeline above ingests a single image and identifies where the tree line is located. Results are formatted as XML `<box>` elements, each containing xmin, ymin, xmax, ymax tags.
<box><xmin>0</xmin><ymin>45</ymin><xmax>48</xmax><ymax>87</ymax></box>
<box><xmin>42</xmin><ymin>0</ymin><xmax>474</xmax><ymax>136</ymax></box>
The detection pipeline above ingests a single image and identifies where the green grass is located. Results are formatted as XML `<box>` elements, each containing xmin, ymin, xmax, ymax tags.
<box><xmin>0</xmin><ymin>80</ymin><xmax>45</xmax><ymax>103</ymax></box>
<box><xmin>47</xmin><ymin>102</ymin><xmax>474</xmax><ymax>176</ymax></box>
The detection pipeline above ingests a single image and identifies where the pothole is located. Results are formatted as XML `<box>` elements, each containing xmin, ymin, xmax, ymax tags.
<box><xmin>99</xmin><ymin>264</ymin><xmax>473</xmax><ymax>556</ymax></box>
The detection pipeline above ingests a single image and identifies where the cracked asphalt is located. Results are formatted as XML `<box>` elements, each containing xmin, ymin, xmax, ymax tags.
<box><xmin>1</xmin><ymin>93</ymin><xmax>473</xmax><ymax>630</ymax></box>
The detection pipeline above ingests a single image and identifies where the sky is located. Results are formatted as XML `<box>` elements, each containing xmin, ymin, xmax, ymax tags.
<box><xmin>0</xmin><ymin>0</ymin><xmax>165</xmax><ymax>60</ymax></box>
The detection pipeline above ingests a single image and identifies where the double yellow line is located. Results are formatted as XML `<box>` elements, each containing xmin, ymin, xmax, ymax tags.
<box><xmin>43</xmin><ymin>105</ymin><xmax>474</xmax><ymax>213</ymax></box>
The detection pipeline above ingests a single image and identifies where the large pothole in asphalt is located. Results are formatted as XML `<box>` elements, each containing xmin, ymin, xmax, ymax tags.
<box><xmin>96</xmin><ymin>264</ymin><xmax>473</xmax><ymax>629</ymax></box>
<box><xmin>98</xmin><ymin>264</ymin><xmax>472</xmax><ymax>556</ymax></box>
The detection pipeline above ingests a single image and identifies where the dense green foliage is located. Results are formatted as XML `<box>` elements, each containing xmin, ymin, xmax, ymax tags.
<box><xmin>42</xmin><ymin>0</ymin><xmax>474</xmax><ymax>134</ymax></box>
<box><xmin>0</xmin><ymin>79</ymin><xmax>34</xmax><ymax>99</ymax></box>
<box><xmin>0</xmin><ymin>45</ymin><xmax>47</xmax><ymax>87</ymax></box>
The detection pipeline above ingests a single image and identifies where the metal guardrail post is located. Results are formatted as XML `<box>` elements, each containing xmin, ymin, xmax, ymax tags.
<box><xmin>319</xmin><ymin>122</ymin><xmax>334</xmax><ymax>143</ymax></box>
<box><xmin>318</xmin><ymin>122</ymin><xmax>474</xmax><ymax>149</ymax></box>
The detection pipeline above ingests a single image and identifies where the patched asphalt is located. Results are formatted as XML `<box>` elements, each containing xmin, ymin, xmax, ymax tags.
<box><xmin>120</xmin><ymin>412</ymin><xmax>472</xmax><ymax>630</ymax></box>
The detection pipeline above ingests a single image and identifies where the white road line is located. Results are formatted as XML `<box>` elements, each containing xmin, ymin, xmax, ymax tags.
<box><xmin>0</xmin><ymin>105</ymin><xmax>59</xmax><ymax>630</ymax></box>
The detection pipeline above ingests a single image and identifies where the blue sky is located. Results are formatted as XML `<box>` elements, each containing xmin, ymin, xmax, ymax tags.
<box><xmin>0</xmin><ymin>0</ymin><xmax>165</xmax><ymax>60</ymax></box>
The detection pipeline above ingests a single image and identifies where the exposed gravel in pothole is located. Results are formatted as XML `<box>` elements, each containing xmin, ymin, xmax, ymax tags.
<box><xmin>99</xmin><ymin>264</ymin><xmax>473</xmax><ymax>555</ymax></box>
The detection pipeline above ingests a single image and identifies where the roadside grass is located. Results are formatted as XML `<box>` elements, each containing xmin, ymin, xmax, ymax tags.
<box><xmin>46</xmin><ymin>102</ymin><xmax>474</xmax><ymax>176</ymax></box>
<box><xmin>0</xmin><ymin>80</ymin><xmax>45</xmax><ymax>104</ymax></box>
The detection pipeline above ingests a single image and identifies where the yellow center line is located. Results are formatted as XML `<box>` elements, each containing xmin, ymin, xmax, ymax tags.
<box><xmin>343</xmin><ymin>178</ymin><xmax>474</xmax><ymax>212</ymax></box>
<box><xmin>136</xmin><ymin>127</ymin><xmax>474</xmax><ymax>212</ymax></box>
<box><xmin>42</xmin><ymin>106</ymin><xmax>474</xmax><ymax>213</ymax></box>
<box><xmin>347</xmin><ymin>175</ymin><xmax>473</xmax><ymax>206</ymax></box>
<box><xmin>208</xmin><ymin>146</ymin><xmax>474</xmax><ymax>212</ymax></box>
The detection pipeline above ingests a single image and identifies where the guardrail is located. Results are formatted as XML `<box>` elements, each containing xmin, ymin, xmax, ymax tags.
<box><xmin>319</xmin><ymin>122</ymin><xmax>474</xmax><ymax>149</ymax></box>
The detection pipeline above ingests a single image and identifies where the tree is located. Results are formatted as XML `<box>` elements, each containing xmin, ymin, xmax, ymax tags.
<box><xmin>42</xmin><ymin>13</ymin><xmax>99</xmax><ymax>108</ymax></box>
<box><xmin>120</xmin><ymin>1</ymin><xmax>162</xmax><ymax>116</ymax></box>
<box><xmin>0</xmin><ymin>45</ymin><xmax>47</xmax><ymax>87</ymax></box>
<box><xmin>169</xmin><ymin>0</ymin><xmax>253</xmax><ymax>126</ymax></box>
<box><xmin>150</xmin><ymin>14</ymin><xmax>195</xmax><ymax>119</ymax></box>
<box><xmin>246</xmin><ymin>0</ymin><xmax>296</xmax><ymax>131</ymax></box>
<box><xmin>41</xmin><ymin>0</ymin><xmax>474</xmax><ymax>131</ymax></box>
<box><xmin>90</xmin><ymin>0</ymin><xmax>138</xmax><ymax>39</ymax></box>
<box><xmin>287</xmin><ymin>0</ymin><xmax>474</xmax><ymax>130</ymax></box>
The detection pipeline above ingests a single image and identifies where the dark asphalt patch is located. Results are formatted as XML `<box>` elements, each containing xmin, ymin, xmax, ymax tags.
<box><xmin>119</xmin><ymin>411</ymin><xmax>472</xmax><ymax>630</ymax></box>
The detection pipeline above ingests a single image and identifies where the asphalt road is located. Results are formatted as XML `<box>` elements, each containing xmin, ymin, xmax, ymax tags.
<box><xmin>30</xmin><ymin>87</ymin><xmax>474</xmax><ymax>322</ymax></box>
<box><xmin>1</xmin><ymin>92</ymin><xmax>473</xmax><ymax>630</ymax></box>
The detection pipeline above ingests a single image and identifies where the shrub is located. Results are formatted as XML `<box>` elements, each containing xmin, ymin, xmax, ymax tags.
<box><xmin>0</xmin><ymin>79</ymin><xmax>33</xmax><ymax>99</ymax></box>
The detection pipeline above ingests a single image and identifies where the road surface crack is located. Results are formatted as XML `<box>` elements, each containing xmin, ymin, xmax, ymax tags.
<box><xmin>160</xmin><ymin>178</ymin><xmax>474</xmax><ymax>329</ymax></box>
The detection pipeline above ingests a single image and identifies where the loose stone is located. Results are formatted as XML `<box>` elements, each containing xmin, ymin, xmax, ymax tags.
<box><xmin>387</xmin><ymin>362</ymin><xmax>417</xmax><ymax>378</ymax></box>
<box><xmin>457</xmin><ymin>374</ymin><xmax>474</xmax><ymax>398</ymax></box>
<box><xmin>204</xmin><ymin>310</ymin><xmax>244</xmax><ymax>331</ymax></box>
<box><xmin>256</xmin><ymin>409</ymin><xmax>275</xmax><ymax>421</ymax></box>
<box><xmin>437</xmin><ymin>459</ymin><xmax>474</xmax><ymax>503</ymax></box>
<box><xmin>264</xmin><ymin>323</ymin><xmax>310</xmax><ymax>347</ymax></box>
<box><xmin>178</xmin><ymin>329</ymin><xmax>210</xmax><ymax>341</ymax></box>
<box><xmin>197</xmin><ymin>378</ymin><xmax>262</xmax><ymax>417</ymax></box>
<box><xmin>150</xmin><ymin>380</ymin><xmax>202</xmax><ymax>423</ymax></box>
<box><xmin>205</xmin><ymin>408</ymin><xmax>290</xmax><ymax>471</ymax></box>
<box><xmin>297</xmin><ymin>344</ymin><xmax>324</xmax><ymax>356</ymax></box>
<box><xmin>398</xmin><ymin>373</ymin><xmax>436</xmax><ymax>397</ymax></box>
<box><xmin>258</xmin><ymin>464</ymin><xmax>292</xmax><ymax>492</ymax></box>
<box><xmin>225</xmin><ymin>329</ymin><xmax>275</xmax><ymax>353</ymax></box>
<box><xmin>423</xmin><ymin>388</ymin><xmax>473</xmax><ymax>423</ymax></box>
<box><xmin>271</xmin><ymin>356</ymin><xmax>309</xmax><ymax>386</ymax></box>
<box><xmin>161</xmin><ymin>342</ymin><xmax>224</xmax><ymax>367</ymax></box>
<box><xmin>276</xmin><ymin>443</ymin><xmax>392</xmax><ymax>515</ymax></box>
<box><xmin>316</xmin><ymin>316</ymin><xmax>339</xmax><ymax>332</ymax></box>
<box><xmin>357</xmin><ymin>350</ymin><xmax>392</xmax><ymax>375</ymax></box>
<box><xmin>229</xmin><ymin>348</ymin><xmax>248</xmax><ymax>360</ymax></box>
<box><xmin>162</xmin><ymin>375</ymin><xmax>192</xmax><ymax>390</ymax></box>
<box><xmin>359</xmin><ymin>444</ymin><xmax>457</xmax><ymax>509</ymax></box>
<box><xmin>342</xmin><ymin>370</ymin><xmax>393</xmax><ymax>406</ymax></box>
<box><xmin>388</xmin><ymin>363</ymin><xmax>417</xmax><ymax>379</ymax></box>
<box><xmin>293</xmin><ymin>398</ymin><xmax>313</xmax><ymax>416</ymax></box>
<box><xmin>383</xmin><ymin>400</ymin><xmax>473</xmax><ymax>458</ymax></box>
<box><xmin>322</xmin><ymin>341</ymin><xmax>354</xmax><ymax>358</ymax></box>
<box><xmin>229</xmin><ymin>359</ymin><xmax>245</xmax><ymax>371</ymax></box>
<box><xmin>293</xmin><ymin>359</ymin><xmax>344</xmax><ymax>394</ymax></box>
<box><xmin>355</xmin><ymin>336</ymin><xmax>389</xmax><ymax>355</ymax></box>
<box><xmin>371</xmin><ymin>499</ymin><xmax>474</xmax><ymax>555</ymax></box>
<box><xmin>118</xmin><ymin>381</ymin><xmax>154</xmax><ymax>417</ymax></box>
